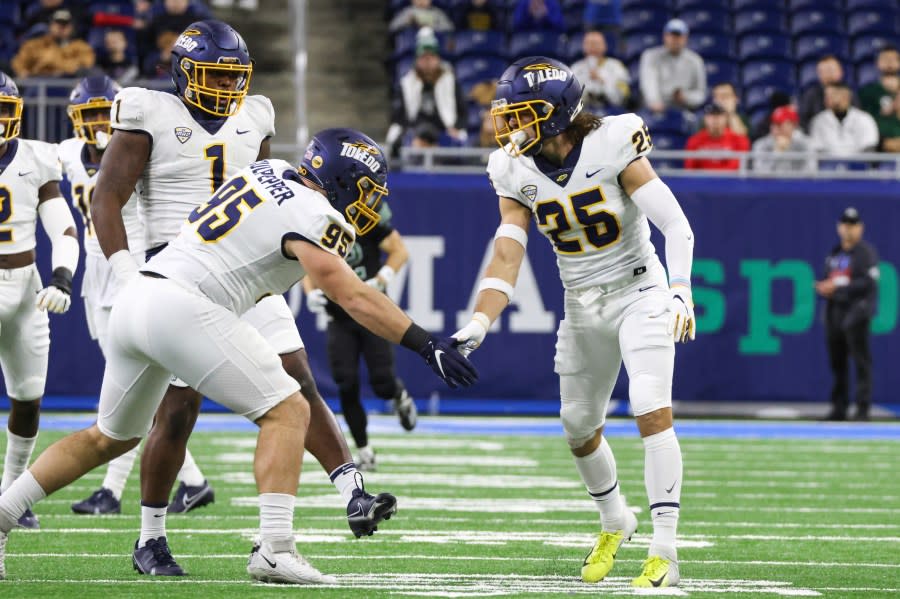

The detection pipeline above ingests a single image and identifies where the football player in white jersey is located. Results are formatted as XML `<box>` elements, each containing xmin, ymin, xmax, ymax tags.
<box><xmin>0</xmin><ymin>71</ymin><xmax>79</xmax><ymax>530</ymax></box>
<box><xmin>453</xmin><ymin>57</ymin><xmax>695</xmax><ymax>588</ymax></box>
<box><xmin>0</xmin><ymin>129</ymin><xmax>476</xmax><ymax>584</ymax></box>
<box><xmin>90</xmin><ymin>20</ymin><xmax>401</xmax><ymax>575</ymax></box>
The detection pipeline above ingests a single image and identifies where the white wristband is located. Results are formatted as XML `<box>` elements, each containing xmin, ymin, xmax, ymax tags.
<box><xmin>109</xmin><ymin>249</ymin><xmax>139</xmax><ymax>281</ymax></box>
<box><xmin>377</xmin><ymin>265</ymin><xmax>395</xmax><ymax>286</ymax></box>
<box><xmin>471</xmin><ymin>311</ymin><xmax>491</xmax><ymax>331</ymax></box>
<box><xmin>478</xmin><ymin>277</ymin><xmax>515</xmax><ymax>301</ymax></box>
<box><xmin>494</xmin><ymin>223</ymin><xmax>528</xmax><ymax>250</ymax></box>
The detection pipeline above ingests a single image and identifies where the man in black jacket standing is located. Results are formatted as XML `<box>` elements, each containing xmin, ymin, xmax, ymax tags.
<box><xmin>815</xmin><ymin>207</ymin><xmax>880</xmax><ymax>421</ymax></box>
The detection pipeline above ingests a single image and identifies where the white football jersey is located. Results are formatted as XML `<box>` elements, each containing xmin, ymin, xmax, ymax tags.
<box><xmin>147</xmin><ymin>159</ymin><xmax>355</xmax><ymax>316</ymax></box>
<box><xmin>487</xmin><ymin>113</ymin><xmax>659</xmax><ymax>290</ymax></box>
<box><xmin>58</xmin><ymin>138</ymin><xmax>144</xmax><ymax>258</ymax></box>
<box><xmin>111</xmin><ymin>87</ymin><xmax>275</xmax><ymax>250</ymax></box>
<box><xmin>0</xmin><ymin>138</ymin><xmax>62</xmax><ymax>254</ymax></box>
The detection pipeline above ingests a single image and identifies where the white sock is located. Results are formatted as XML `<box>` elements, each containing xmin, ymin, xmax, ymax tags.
<box><xmin>259</xmin><ymin>492</ymin><xmax>295</xmax><ymax>544</ymax></box>
<box><xmin>643</xmin><ymin>427</ymin><xmax>682</xmax><ymax>560</ymax></box>
<box><xmin>1</xmin><ymin>431</ymin><xmax>38</xmax><ymax>493</ymax></box>
<box><xmin>329</xmin><ymin>462</ymin><xmax>361</xmax><ymax>504</ymax></box>
<box><xmin>102</xmin><ymin>445</ymin><xmax>140</xmax><ymax>500</ymax></box>
<box><xmin>139</xmin><ymin>504</ymin><xmax>167</xmax><ymax>547</ymax></box>
<box><xmin>0</xmin><ymin>470</ymin><xmax>46</xmax><ymax>532</ymax></box>
<box><xmin>177</xmin><ymin>449</ymin><xmax>206</xmax><ymax>487</ymax></box>
<box><xmin>573</xmin><ymin>436</ymin><xmax>626</xmax><ymax>531</ymax></box>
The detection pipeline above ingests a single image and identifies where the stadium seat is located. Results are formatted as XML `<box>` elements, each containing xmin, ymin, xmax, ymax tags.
<box><xmin>507</xmin><ymin>31</ymin><xmax>564</xmax><ymax>60</ymax></box>
<box><xmin>794</xmin><ymin>34</ymin><xmax>847</xmax><ymax>63</ymax></box>
<box><xmin>454</xmin><ymin>56</ymin><xmax>507</xmax><ymax>85</ymax></box>
<box><xmin>562</xmin><ymin>33</ymin><xmax>584</xmax><ymax>63</ymax></box>
<box><xmin>733</xmin><ymin>10</ymin><xmax>786</xmax><ymax>36</ymax></box>
<box><xmin>741</xmin><ymin>60</ymin><xmax>795</xmax><ymax>89</ymax></box>
<box><xmin>621</xmin><ymin>0</ymin><xmax>667</xmax><ymax>10</ymax></box>
<box><xmin>639</xmin><ymin>109</ymin><xmax>690</xmax><ymax>135</ymax></box>
<box><xmin>624</xmin><ymin>32</ymin><xmax>659</xmax><ymax>63</ymax></box>
<box><xmin>673</xmin><ymin>0</ymin><xmax>728</xmax><ymax>10</ymax></box>
<box><xmin>621</xmin><ymin>8</ymin><xmax>670</xmax><ymax>34</ymax></box>
<box><xmin>738</xmin><ymin>35</ymin><xmax>791</xmax><ymax>61</ymax></box>
<box><xmin>856</xmin><ymin>62</ymin><xmax>881</xmax><ymax>86</ymax></box>
<box><xmin>847</xmin><ymin>11</ymin><xmax>899</xmax><ymax>37</ymax></box>
<box><xmin>0</xmin><ymin>3</ymin><xmax>17</xmax><ymax>25</ymax></box>
<box><xmin>797</xmin><ymin>60</ymin><xmax>821</xmax><ymax>89</ymax></box>
<box><xmin>788</xmin><ymin>0</ymin><xmax>843</xmax><ymax>11</ymax></box>
<box><xmin>678</xmin><ymin>8</ymin><xmax>730</xmax><ymax>33</ymax></box>
<box><xmin>687</xmin><ymin>33</ymin><xmax>731</xmax><ymax>60</ymax></box>
<box><xmin>562</xmin><ymin>10</ymin><xmax>584</xmax><ymax>33</ymax></box>
<box><xmin>790</xmin><ymin>9</ymin><xmax>843</xmax><ymax>36</ymax></box>
<box><xmin>393</xmin><ymin>57</ymin><xmax>414</xmax><ymax>81</ymax></box>
<box><xmin>845</xmin><ymin>0</ymin><xmax>900</xmax><ymax>10</ymax></box>
<box><xmin>392</xmin><ymin>29</ymin><xmax>418</xmax><ymax>57</ymax></box>
<box><xmin>705</xmin><ymin>60</ymin><xmax>739</xmax><ymax>87</ymax></box>
<box><xmin>851</xmin><ymin>36</ymin><xmax>894</xmax><ymax>64</ymax></box>
<box><xmin>732</xmin><ymin>0</ymin><xmax>783</xmax><ymax>11</ymax></box>
<box><xmin>452</xmin><ymin>30</ymin><xmax>506</xmax><ymax>58</ymax></box>
<box><xmin>744</xmin><ymin>85</ymin><xmax>783</xmax><ymax>113</ymax></box>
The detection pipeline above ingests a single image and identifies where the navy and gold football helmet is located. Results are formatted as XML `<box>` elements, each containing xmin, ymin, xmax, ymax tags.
<box><xmin>67</xmin><ymin>75</ymin><xmax>121</xmax><ymax>150</ymax></box>
<box><xmin>299</xmin><ymin>128</ymin><xmax>388</xmax><ymax>236</ymax></box>
<box><xmin>491</xmin><ymin>56</ymin><xmax>584</xmax><ymax>156</ymax></box>
<box><xmin>0</xmin><ymin>71</ymin><xmax>22</xmax><ymax>145</ymax></box>
<box><xmin>171</xmin><ymin>20</ymin><xmax>253</xmax><ymax>117</ymax></box>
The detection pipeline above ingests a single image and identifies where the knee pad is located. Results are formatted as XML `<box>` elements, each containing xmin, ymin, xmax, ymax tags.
<box><xmin>629</xmin><ymin>372</ymin><xmax>672</xmax><ymax>417</ymax></box>
<box><xmin>560</xmin><ymin>397</ymin><xmax>605</xmax><ymax>448</ymax></box>
<box><xmin>8</xmin><ymin>377</ymin><xmax>45</xmax><ymax>402</ymax></box>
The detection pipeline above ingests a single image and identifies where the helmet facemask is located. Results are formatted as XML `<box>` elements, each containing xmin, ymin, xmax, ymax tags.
<box><xmin>0</xmin><ymin>95</ymin><xmax>23</xmax><ymax>145</ymax></box>
<box><xmin>179</xmin><ymin>56</ymin><xmax>252</xmax><ymax>117</ymax></box>
<box><xmin>491</xmin><ymin>97</ymin><xmax>555</xmax><ymax>157</ymax></box>
<box><xmin>344</xmin><ymin>175</ymin><xmax>387</xmax><ymax>236</ymax></box>
<box><xmin>68</xmin><ymin>100</ymin><xmax>113</xmax><ymax>150</ymax></box>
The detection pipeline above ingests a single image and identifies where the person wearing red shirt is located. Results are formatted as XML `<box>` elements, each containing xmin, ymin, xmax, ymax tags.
<box><xmin>684</xmin><ymin>103</ymin><xmax>750</xmax><ymax>170</ymax></box>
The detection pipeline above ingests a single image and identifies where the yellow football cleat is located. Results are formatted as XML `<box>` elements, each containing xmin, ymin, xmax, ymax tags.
<box><xmin>631</xmin><ymin>555</ymin><xmax>680</xmax><ymax>588</ymax></box>
<box><xmin>580</xmin><ymin>508</ymin><xmax>638</xmax><ymax>583</ymax></box>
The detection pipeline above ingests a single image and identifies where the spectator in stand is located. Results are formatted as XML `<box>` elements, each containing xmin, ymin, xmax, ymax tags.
<box><xmin>799</xmin><ymin>55</ymin><xmax>848</xmax><ymax>132</ymax></box>
<box><xmin>386</xmin><ymin>28</ymin><xmax>467</xmax><ymax>156</ymax></box>
<box><xmin>810</xmin><ymin>83</ymin><xmax>879</xmax><ymax>156</ymax></box>
<box><xmin>570</xmin><ymin>31</ymin><xmax>629</xmax><ymax>114</ymax></box>
<box><xmin>134</xmin><ymin>0</ymin><xmax>153</xmax><ymax>30</ymax></box>
<box><xmin>750</xmin><ymin>90</ymin><xmax>792</xmax><ymax>141</ymax></box>
<box><xmin>639</xmin><ymin>19</ymin><xmax>706</xmax><ymax>113</ymax></box>
<box><xmin>709</xmin><ymin>82</ymin><xmax>749</xmax><ymax>137</ymax></box>
<box><xmin>858</xmin><ymin>46</ymin><xmax>900</xmax><ymax>120</ymax></box>
<box><xmin>11</xmin><ymin>9</ymin><xmax>95</xmax><ymax>78</ymax></box>
<box><xmin>390</xmin><ymin>0</ymin><xmax>455</xmax><ymax>33</ymax></box>
<box><xmin>469</xmin><ymin>79</ymin><xmax>498</xmax><ymax>147</ymax></box>
<box><xmin>454</xmin><ymin>0</ymin><xmax>503</xmax><ymax>31</ymax></box>
<box><xmin>752</xmin><ymin>106</ymin><xmax>815</xmax><ymax>173</ymax></box>
<box><xmin>512</xmin><ymin>0</ymin><xmax>565</xmax><ymax>32</ymax></box>
<box><xmin>143</xmin><ymin>0</ymin><xmax>212</xmax><ymax>57</ymax></box>
<box><xmin>142</xmin><ymin>30</ymin><xmax>178</xmax><ymax>79</ymax></box>
<box><xmin>876</xmin><ymin>91</ymin><xmax>900</xmax><ymax>152</ymax></box>
<box><xmin>98</xmin><ymin>29</ymin><xmax>138</xmax><ymax>85</ymax></box>
<box><xmin>684</xmin><ymin>103</ymin><xmax>750</xmax><ymax>170</ymax></box>
<box><xmin>21</xmin><ymin>0</ymin><xmax>88</xmax><ymax>37</ymax></box>
<box><xmin>584</xmin><ymin>0</ymin><xmax>623</xmax><ymax>31</ymax></box>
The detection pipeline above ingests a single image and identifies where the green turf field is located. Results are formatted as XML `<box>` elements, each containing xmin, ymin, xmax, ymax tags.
<box><xmin>1</xmin><ymin>422</ymin><xmax>898</xmax><ymax>597</ymax></box>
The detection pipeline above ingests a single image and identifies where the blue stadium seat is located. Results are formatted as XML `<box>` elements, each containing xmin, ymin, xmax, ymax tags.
<box><xmin>561</xmin><ymin>0</ymin><xmax>586</xmax><ymax>10</ymax></box>
<box><xmin>649</xmin><ymin>132</ymin><xmax>688</xmax><ymax>169</ymax></box>
<box><xmin>749</xmin><ymin>107</ymin><xmax>771</xmax><ymax>132</ymax></box>
<box><xmin>393</xmin><ymin>29</ymin><xmax>418</xmax><ymax>57</ymax></box>
<box><xmin>622</xmin><ymin>0</ymin><xmax>667</xmax><ymax>10</ymax></box>
<box><xmin>794</xmin><ymin>34</ymin><xmax>848</xmax><ymax>63</ymax></box>
<box><xmin>788</xmin><ymin>0</ymin><xmax>843</xmax><ymax>10</ymax></box>
<box><xmin>89</xmin><ymin>1</ymin><xmax>136</xmax><ymax>16</ymax></box>
<box><xmin>705</xmin><ymin>60</ymin><xmax>739</xmax><ymax>87</ymax></box>
<box><xmin>733</xmin><ymin>0</ymin><xmax>783</xmax><ymax>11</ymax></box>
<box><xmin>678</xmin><ymin>8</ymin><xmax>730</xmax><ymax>33</ymax></box>
<box><xmin>393</xmin><ymin>57</ymin><xmax>414</xmax><ymax>81</ymax></box>
<box><xmin>562</xmin><ymin>33</ymin><xmax>584</xmax><ymax>63</ymax></box>
<box><xmin>741</xmin><ymin>60</ymin><xmax>795</xmax><ymax>89</ymax></box>
<box><xmin>452</xmin><ymin>30</ymin><xmax>506</xmax><ymax>58</ymax></box>
<box><xmin>687</xmin><ymin>33</ymin><xmax>731</xmax><ymax>59</ymax></box>
<box><xmin>624</xmin><ymin>32</ymin><xmax>659</xmax><ymax>63</ymax></box>
<box><xmin>562</xmin><ymin>10</ymin><xmax>584</xmax><ymax>33</ymax></box>
<box><xmin>847</xmin><ymin>10</ymin><xmax>899</xmax><ymax>37</ymax></box>
<box><xmin>0</xmin><ymin>4</ymin><xmax>18</xmax><ymax>25</ymax></box>
<box><xmin>738</xmin><ymin>35</ymin><xmax>791</xmax><ymax>61</ymax></box>
<box><xmin>621</xmin><ymin>8</ymin><xmax>670</xmax><ymax>33</ymax></box>
<box><xmin>851</xmin><ymin>36</ymin><xmax>894</xmax><ymax>64</ymax></box>
<box><xmin>639</xmin><ymin>109</ymin><xmax>690</xmax><ymax>135</ymax></box>
<box><xmin>733</xmin><ymin>10</ymin><xmax>787</xmax><ymax>36</ymax></box>
<box><xmin>856</xmin><ymin>62</ymin><xmax>881</xmax><ymax>86</ymax></box>
<box><xmin>454</xmin><ymin>56</ymin><xmax>507</xmax><ymax>84</ymax></box>
<box><xmin>674</xmin><ymin>0</ymin><xmax>728</xmax><ymax>10</ymax></box>
<box><xmin>845</xmin><ymin>0</ymin><xmax>900</xmax><ymax>10</ymax></box>
<box><xmin>790</xmin><ymin>9</ymin><xmax>843</xmax><ymax>36</ymax></box>
<box><xmin>508</xmin><ymin>32</ymin><xmax>564</xmax><ymax>59</ymax></box>
<box><xmin>744</xmin><ymin>85</ymin><xmax>783</xmax><ymax>113</ymax></box>
<box><xmin>797</xmin><ymin>61</ymin><xmax>820</xmax><ymax>89</ymax></box>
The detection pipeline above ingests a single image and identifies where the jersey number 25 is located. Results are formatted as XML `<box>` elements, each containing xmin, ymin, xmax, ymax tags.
<box><xmin>535</xmin><ymin>187</ymin><xmax>621</xmax><ymax>254</ymax></box>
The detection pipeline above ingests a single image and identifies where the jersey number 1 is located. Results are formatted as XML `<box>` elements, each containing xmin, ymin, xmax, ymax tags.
<box><xmin>204</xmin><ymin>143</ymin><xmax>226</xmax><ymax>193</ymax></box>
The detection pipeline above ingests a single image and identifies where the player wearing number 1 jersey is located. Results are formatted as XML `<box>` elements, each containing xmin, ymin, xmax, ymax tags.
<box><xmin>452</xmin><ymin>57</ymin><xmax>696</xmax><ymax>588</ymax></box>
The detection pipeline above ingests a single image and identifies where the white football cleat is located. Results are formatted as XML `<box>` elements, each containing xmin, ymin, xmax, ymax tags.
<box><xmin>247</xmin><ymin>538</ymin><xmax>336</xmax><ymax>585</ymax></box>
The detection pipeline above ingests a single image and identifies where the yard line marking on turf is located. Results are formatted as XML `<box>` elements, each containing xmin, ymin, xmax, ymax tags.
<box><xmin>219</xmin><ymin>471</ymin><xmax>582</xmax><ymax>489</ymax></box>
<box><xmin>214</xmin><ymin>452</ymin><xmax>538</xmax><ymax>467</ymax></box>
<box><xmin>211</xmin><ymin>437</ymin><xmax>507</xmax><ymax>451</ymax></box>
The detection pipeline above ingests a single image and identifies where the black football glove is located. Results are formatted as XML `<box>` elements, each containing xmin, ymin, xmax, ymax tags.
<box><xmin>419</xmin><ymin>336</ymin><xmax>479</xmax><ymax>389</ymax></box>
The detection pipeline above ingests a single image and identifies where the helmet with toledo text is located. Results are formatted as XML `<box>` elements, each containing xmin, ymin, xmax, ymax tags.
<box><xmin>0</xmin><ymin>71</ymin><xmax>22</xmax><ymax>145</ymax></box>
<box><xmin>491</xmin><ymin>56</ymin><xmax>584</xmax><ymax>156</ymax></box>
<box><xmin>299</xmin><ymin>128</ymin><xmax>389</xmax><ymax>236</ymax></box>
<box><xmin>68</xmin><ymin>75</ymin><xmax>121</xmax><ymax>150</ymax></box>
<box><xmin>171</xmin><ymin>20</ymin><xmax>253</xmax><ymax>117</ymax></box>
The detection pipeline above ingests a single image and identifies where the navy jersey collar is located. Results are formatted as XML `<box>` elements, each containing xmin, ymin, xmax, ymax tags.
<box><xmin>80</xmin><ymin>142</ymin><xmax>101</xmax><ymax>174</ymax></box>
<box><xmin>185</xmin><ymin>103</ymin><xmax>229</xmax><ymax>135</ymax></box>
<box><xmin>0</xmin><ymin>138</ymin><xmax>19</xmax><ymax>176</ymax></box>
<box><xmin>532</xmin><ymin>139</ymin><xmax>583</xmax><ymax>188</ymax></box>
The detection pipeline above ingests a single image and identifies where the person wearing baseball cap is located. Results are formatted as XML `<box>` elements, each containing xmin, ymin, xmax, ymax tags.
<box><xmin>752</xmin><ymin>105</ymin><xmax>815</xmax><ymax>173</ymax></box>
<box><xmin>684</xmin><ymin>102</ymin><xmax>751</xmax><ymax>170</ymax></box>
<box><xmin>815</xmin><ymin>207</ymin><xmax>880</xmax><ymax>421</ymax></box>
<box><xmin>11</xmin><ymin>6</ymin><xmax>95</xmax><ymax>78</ymax></box>
<box><xmin>639</xmin><ymin>18</ymin><xmax>707</xmax><ymax>113</ymax></box>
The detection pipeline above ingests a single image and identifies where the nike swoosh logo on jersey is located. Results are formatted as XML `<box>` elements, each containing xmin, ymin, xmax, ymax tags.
<box><xmin>18</xmin><ymin>171</ymin><xmax>31</xmax><ymax>176</ymax></box>
<box><xmin>236</xmin><ymin>129</ymin><xmax>250</xmax><ymax>135</ymax></box>
<box><xmin>639</xmin><ymin>285</ymin><xmax>657</xmax><ymax>292</ymax></box>
<box><xmin>586</xmin><ymin>168</ymin><xmax>604</xmax><ymax>177</ymax></box>
<box><xmin>434</xmin><ymin>350</ymin><xmax>447</xmax><ymax>377</ymax></box>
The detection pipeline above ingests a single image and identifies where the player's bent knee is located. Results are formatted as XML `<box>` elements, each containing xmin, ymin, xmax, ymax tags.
<box><xmin>629</xmin><ymin>372</ymin><xmax>672</xmax><ymax>418</ymax></box>
<box><xmin>258</xmin><ymin>392</ymin><xmax>311</xmax><ymax>430</ymax></box>
<box><xmin>560</xmin><ymin>399</ymin><xmax>604</xmax><ymax>449</ymax></box>
<box><xmin>8</xmin><ymin>378</ymin><xmax>46</xmax><ymax>403</ymax></box>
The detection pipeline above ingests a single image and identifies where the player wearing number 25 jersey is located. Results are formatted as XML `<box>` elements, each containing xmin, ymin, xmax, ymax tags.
<box><xmin>452</xmin><ymin>57</ymin><xmax>696</xmax><ymax>589</ymax></box>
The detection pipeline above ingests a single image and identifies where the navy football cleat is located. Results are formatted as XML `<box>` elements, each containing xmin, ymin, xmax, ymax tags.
<box><xmin>16</xmin><ymin>508</ymin><xmax>38</xmax><ymax>529</ymax></box>
<box><xmin>168</xmin><ymin>480</ymin><xmax>214</xmax><ymax>513</ymax></box>
<box><xmin>132</xmin><ymin>537</ymin><xmax>186</xmax><ymax>576</ymax></box>
<box><xmin>347</xmin><ymin>485</ymin><xmax>397</xmax><ymax>538</ymax></box>
<box><xmin>71</xmin><ymin>487</ymin><xmax>121</xmax><ymax>515</ymax></box>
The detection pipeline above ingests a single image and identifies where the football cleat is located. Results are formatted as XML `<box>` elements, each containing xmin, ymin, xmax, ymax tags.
<box><xmin>132</xmin><ymin>537</ymin><xmax>186</xmax><ymax>576</ymax></box>
<box><xmin>347</xmin><ymin>481</ymin><xmax>397</xmax><ymax>538</ymax></box>
<box><xmin>357</xmin><ymin>446</ymin><xmax>376</xmax><ymax>472</ymax></box>
<box><xmin>632</xmin><ymin>555</ymin><xmax>680</xmax><ymax>588</ymax></box>
<box><xmin>71</xmin><ymin>487</ymin><xmax>121</xmax><ymax>515</ymax></box>
<box><xmin>16</xmin><ymin>508</ymin><xmax>38</xmax><ymax>529</ymax></box>
<box><xmin>0</xmin><ymin>530</ymin><xmax>7</xmax><ymax>579</ymax></box>
<box><xmin>581</xmin><ymin>505</ymin><xmax>638</xmax><ymax>583</ymax></box>
<box><xmin>247</xmin><ymin>538</ymin><xmax>337</xmax><ymax>584</ymax></box>
<box><xmin>168</xmin><ymin>479</ymin><xmax>215</xmax><ymax>513</ymax></box>
<box><xmin>394</xmin><ymin>389</ymin><xmax>417</xmax><ymax>431</ymax></box>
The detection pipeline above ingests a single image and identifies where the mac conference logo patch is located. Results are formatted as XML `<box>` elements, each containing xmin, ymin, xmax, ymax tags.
<box><xmin>174</xmin><ymin>126</ymin><xmax>192</xmax><ymax>144</ymax></box>
<box><xmin>521</xmin><ymin>184</ymin><xmax>538</xmax><ymax>202</ymax></box>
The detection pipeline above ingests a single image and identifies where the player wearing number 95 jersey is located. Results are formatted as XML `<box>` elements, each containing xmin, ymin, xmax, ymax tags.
<box><xmin>452</xmin><ymin>57</ymin><xmax>696</xmax><ymax>589</ymax></box>
<box><xmin>0</xmin><ymin>130</ymin><xmax>476</xmax><ymax>585</ymax></box>
<box><xmin>0</xmin><ymin>71</ymin><xmax>79</xmax><ymax>533</ymax></box>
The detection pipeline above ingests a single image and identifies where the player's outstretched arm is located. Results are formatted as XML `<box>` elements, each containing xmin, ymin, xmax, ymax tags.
<box><xmin>367</xmin><ymin>230</ymin><xmax>408</xmax><ymax>292</ymax></box>
<box><xmin>91</xmin><ymin>130</ymin><xmax>150</xmax><ymax>280</ymax></box>
<box><xmin>621</xmin><ymin>157</ymin><xmax>696</xmax><ymax>343</ymax></box>
<box><xmin>35</xmin><ymin>181</ymin><xmax>79</xmax><ymax>314</ymax></box>
<box><xmin>289</xmin><ymin>239</ymin><xmax>478</xmax><ymax>389</ymax></box>
<box><xmin>453</xmin><ymin>197</ymin><xmax>531</xmax><ymax>355</ymax></box>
